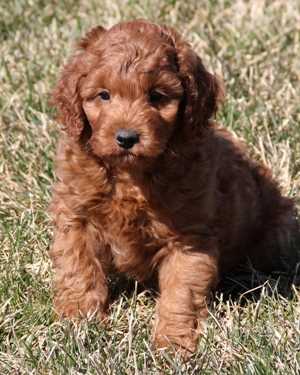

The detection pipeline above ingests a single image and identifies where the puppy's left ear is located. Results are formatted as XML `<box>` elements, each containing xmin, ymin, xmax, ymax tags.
<box><xmin>161</xmin><ymin>26</ymin><xmax>224</xmax><ymax>129</ymax></box>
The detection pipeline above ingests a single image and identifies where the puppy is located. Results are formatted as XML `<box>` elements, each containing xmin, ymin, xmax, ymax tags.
<box><xmin>50</xmin><ymin>20</ymin><xmax>298</xmax><ymax>353</ymax></box>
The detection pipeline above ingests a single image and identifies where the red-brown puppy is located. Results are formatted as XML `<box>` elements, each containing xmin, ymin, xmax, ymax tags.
<box><xmin>50</xmin><ymin>20</ymin><xmax>298</xmax><ymax>352</ymax></box>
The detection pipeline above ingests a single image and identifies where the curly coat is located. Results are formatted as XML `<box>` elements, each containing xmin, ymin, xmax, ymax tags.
<box><xmin>50</xmin><ymin>20</ymin><xmax>298</xmax><ymax>352</ymax></box>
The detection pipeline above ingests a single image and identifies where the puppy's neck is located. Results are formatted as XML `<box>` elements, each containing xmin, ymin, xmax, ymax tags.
<box><xmin>108</xmin><ymin>146</ymin><xmax>192</xmax><ymax>192</ymax></box>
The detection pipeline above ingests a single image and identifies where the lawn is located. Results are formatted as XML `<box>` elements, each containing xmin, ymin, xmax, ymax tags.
<box><xmin>0</xmin><ymin>0</ymin><xmax>299</xmax><ymax>373</ymax></box>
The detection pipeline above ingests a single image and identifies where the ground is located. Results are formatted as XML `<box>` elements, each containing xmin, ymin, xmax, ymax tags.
<box><xmin>0</xmin><ymin>0</ymin><xmax>299</xmax><ymax>373</ymax></box>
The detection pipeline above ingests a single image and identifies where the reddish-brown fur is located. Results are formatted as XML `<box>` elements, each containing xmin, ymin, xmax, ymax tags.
<box><xmin>50</xmin><ymin>20</ymin><xmax>298</xmax><ymax>353</ymax></box>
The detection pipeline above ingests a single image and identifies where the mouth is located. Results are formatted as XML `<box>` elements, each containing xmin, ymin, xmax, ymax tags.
<box><xmin>117</xmin><ymin>150</ymin><xmax>140</xmax><ymax>163</ymax></box>
<box><xmin>119</xmin><ymin>150</ymin><xmax>135</xmax><ymax>156</ymax></box>
<box><xmin>104</xmin><ymin>149</ymin><xmax>141</xmax><ymax>166</ymax></box>
<box><xmin>106</xmin><ymin>149</ymin><xmax>158</xmax><ymax>170</ymax></box>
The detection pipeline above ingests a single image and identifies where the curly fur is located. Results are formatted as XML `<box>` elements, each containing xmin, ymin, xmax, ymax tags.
<box><xmin>50</xmin><ymin>20</ymin><xmax>298</xmax><ymax>353</ymax></box>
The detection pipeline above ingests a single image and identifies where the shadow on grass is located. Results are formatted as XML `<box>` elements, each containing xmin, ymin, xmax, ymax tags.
<box><xmin>109</xmin><ymin>273</ymin><xmax>158</xmax><ymax>305</ymax></box>
<box><xmin>108</xmin><ymin>236</ymin><xmax>300</xmax><ymax>306</ymax></box>
<box><xmin>219</xmin><ymin>232</ymin><xmax>300</xmax><ymax>303</ymax></box>
<box><xmin>217</xmin><ymin>262</ymin><xmax>300</xmax><ymax>304</ymax></box>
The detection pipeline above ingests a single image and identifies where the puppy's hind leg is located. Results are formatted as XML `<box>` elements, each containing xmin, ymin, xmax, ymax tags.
<box><xmin>250</xmin><ymin>200</ymin><xmax>299</xmax><ymax>276</ymax></box>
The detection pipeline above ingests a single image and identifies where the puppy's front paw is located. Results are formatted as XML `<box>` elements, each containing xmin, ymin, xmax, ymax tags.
<box><xmin>153</xmin><ymin>318</ymin><xmax>202</xmax><ymax>355</ymax></box>
<box><xmin>154</xmin><ymin>334</ymin><xmax>197</xmax><ymax>356</ymax></box>
<box><xmin>54</xmin><ymin>291</ymin><xmax>107</xmax><ymax>321</ymax></box>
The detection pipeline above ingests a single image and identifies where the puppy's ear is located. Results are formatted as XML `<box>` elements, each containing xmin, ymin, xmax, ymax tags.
<box><xmin>78</xmin><ymin>25</ymin><xmax>106</xmax><ymax>50</ymax></box>
<box><xmin>161</xmin><ymin>26</ymin><xmax>224</xmax><ymax>129</ymax></box>
<box><xmin>51</xmin><ymin>26</ymin><xmax>106</xmax><ymax>140</ymax></box>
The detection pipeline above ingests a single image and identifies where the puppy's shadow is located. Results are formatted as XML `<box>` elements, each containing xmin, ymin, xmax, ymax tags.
<box><xmin>108</xmin><ymin>261</ymin><xmax>299</xmax><ymax>311</ymax></box>
<box><xmin>108</xmin><ymin>237</ymin><xmax>300</xmax><ymax>306</ymax></box>
<box><xmin>217</xmin><ymin>262</ymin><xmax>300</xmax><ymax>305</ymax></box>
<box><xmin>109</xmin><ymin>274</ymin><xmax>158</xmax><ymax>305</ymax></box>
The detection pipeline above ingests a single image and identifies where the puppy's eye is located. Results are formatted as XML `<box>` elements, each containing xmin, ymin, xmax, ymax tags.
<box><xmin>98</xmin><ymin>90</ymin><xmax>110</xmax><ymax>101</ymax></box>
<box><xmin>149</xmin><ymin>90</ymin><xmax>167</xmax><ymax>105</ymax></box>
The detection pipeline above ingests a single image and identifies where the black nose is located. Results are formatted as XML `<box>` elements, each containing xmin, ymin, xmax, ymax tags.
<box><xmin>116</xmin><ymin>129</ymin><xmax>139</xmax><ymax>149</ymax></box>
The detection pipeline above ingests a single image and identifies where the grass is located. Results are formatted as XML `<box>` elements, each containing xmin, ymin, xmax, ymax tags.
<box><xmin>0</xmin><ymin>0</ymin><xmax>299</xmax><ymax>373</ymax></box>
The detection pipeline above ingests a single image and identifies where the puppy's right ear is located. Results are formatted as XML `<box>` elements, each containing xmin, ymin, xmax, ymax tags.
<box><xmin>78</xmin><ymin>25</ymin><xmax>106</xmax><ymax>50</ymax></box>
<box><xmin>51</xmin><ymin>26</ymin><xmax>106</xmax><ymax>140</ymax></box>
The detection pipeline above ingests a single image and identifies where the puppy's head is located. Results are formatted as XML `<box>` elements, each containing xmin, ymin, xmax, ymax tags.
<box><xmin>52</xmin><ymin>20</ymin><xmax>222</xmax><ymax>168</ymax></box>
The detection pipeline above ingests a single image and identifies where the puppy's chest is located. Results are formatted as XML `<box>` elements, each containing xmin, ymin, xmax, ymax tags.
<box><xmin>107</xmin><ymin>184</ymin><xmax>149</xmax><ymax>232</ymax></box>
<box><xmin>102</xmin><ymin>180</ymin><xmax>169</xmax><ymax>253</ymax></box>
